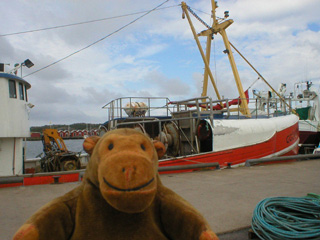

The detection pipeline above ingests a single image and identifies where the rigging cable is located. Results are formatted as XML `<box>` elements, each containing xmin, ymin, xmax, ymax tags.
<box><xmin>228</xmin><ymin>41</ymin><xmax>297</xmax><ymax>114</ymax></box>
<box><xmin>23</xmin><ymin>0</ymin><xmax>171</xmax><ymax>78</ymax></box>
<box><xmin>185</xmin><ymin>5</ymin><xmax>211</xmax><ymax>29</ymax></box>
<box><xmin>188</xmin><ymin>6</ymin><xmax>211</xmax><ymax>17</ymax></box>
<box><xmin>0</xmin><ymin>5</ymin><xmax>178</xmax><ymax>37</ymax></box>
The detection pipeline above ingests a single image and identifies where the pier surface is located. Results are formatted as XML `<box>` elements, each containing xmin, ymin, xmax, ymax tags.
<box><xmin>1</xmin><ymin>160</ymin><xmax>320</xmax><ymax>239</ymax></box>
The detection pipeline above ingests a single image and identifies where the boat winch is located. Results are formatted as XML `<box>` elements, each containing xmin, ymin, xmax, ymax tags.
<box><xmin>155</xmin><ymin>123</ymin><xmax>180</xmax><ymax>157</ymax></box>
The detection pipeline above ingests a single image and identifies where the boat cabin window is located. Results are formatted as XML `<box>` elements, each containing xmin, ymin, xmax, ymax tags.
<box><xmin>8</xmin><ymin>80</ymin><xmax>17</xmax><ymax>98</ymax></box>
<box><xmin>25</xmin><ymin>85</ymin><xmax>28</xmax><ymax>102</ymax></box>
<box><xmin>19</xmin><ymin>82</ymin><xmax>24</xmax><ymax>100</ymax></box>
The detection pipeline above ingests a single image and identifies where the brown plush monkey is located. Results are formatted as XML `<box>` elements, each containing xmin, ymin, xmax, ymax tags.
<box><xmin>14</xmin><ymin>128</ymin><xmax>218</xmax><ymax>240</ymax></box>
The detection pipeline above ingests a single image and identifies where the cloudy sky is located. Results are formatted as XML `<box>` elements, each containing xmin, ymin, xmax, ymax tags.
<box><xmin>1</xmin><ymin>0</ymin><xmax>320</xmax><ymax>126</ymax></box>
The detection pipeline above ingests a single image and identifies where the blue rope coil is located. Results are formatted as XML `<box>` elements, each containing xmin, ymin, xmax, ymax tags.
<box><xmin>251</xmin><ymin>196</ymin><xmax>320</xmax><ymax>240</ymax></box>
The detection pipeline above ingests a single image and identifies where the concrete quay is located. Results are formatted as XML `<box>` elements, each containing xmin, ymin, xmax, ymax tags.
<box><xmin>1</xmin><ymin>160</ymin><xmax>320</xmax><ymax>239</ymax></box>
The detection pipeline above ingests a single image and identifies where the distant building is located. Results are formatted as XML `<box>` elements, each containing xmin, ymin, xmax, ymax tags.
<box><xmin>90</xmin><ymin>129</ymin><xmax>99</xmax><ymax>136</ymax></box>
<box><xmin>56</xmin><ymin>129</ymin><xmax>99</xmax><ymax>138</ymax></box>
<box><xmin>30</xmin><ymin>132</ymin><xmax>41</xmax><ymax>138</ymax></box>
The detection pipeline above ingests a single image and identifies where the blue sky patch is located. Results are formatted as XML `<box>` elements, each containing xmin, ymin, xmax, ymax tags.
<box><xmin>307</xmin><ymin>23</ymin><xmax>320</xmax><ymax>32</ymax></box>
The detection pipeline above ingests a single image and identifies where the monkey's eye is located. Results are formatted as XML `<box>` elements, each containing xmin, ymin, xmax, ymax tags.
<box><xmin>141</xmin><ymin>144</ymin><xmax>146</xmax><ymax>151</ymax></box>
<box><xmin>108</xmin><ymin>143</ymin><xmax>114</xmax><ymax>150</ymax></box>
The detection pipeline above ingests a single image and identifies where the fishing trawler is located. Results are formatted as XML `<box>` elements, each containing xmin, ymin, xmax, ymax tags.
<box><xmin>254</xmin><ymin>81</ymin><xmax>320</xmax><ymax>153</ymax></box>
<box><xmin>294</xmin><ymin>81</ymin><xmax>320</xmax><ymax>152</ymax></box>
<box><xmin>99</xmin><ymin>1</ymin><xmax>299</xmax><ymax>173</ymax></box>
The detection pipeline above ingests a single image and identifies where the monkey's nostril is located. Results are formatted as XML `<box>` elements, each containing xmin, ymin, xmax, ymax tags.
<box><xmin>123</xmin><ymin>167</ymin><xmax>135</xmax><ymax>182</ymax></box>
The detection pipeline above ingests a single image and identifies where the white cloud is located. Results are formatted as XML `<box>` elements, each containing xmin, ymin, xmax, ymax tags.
<box><xmin>144</xmin><ymin>70</ymin><xmax>192</xmax><ymax>97</ymax></box>
<box><xmin>1</xmin><ymin>0</ymin><xmax>319</xmax><ymax>126</ymax></box>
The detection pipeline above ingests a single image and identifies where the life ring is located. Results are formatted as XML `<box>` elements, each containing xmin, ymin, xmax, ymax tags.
<box><xmin>197</xmin><ymin>122</ymin><xmax>211</xmax><ymax>141</ymax></box>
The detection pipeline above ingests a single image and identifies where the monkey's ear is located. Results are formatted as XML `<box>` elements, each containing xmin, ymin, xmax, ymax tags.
<box><xmin>153</xmin><ymin>140</ymin><xmax>166</xmax><ymax>159</ymax></box>
<box><xmin>83</xmin><ymin>136</ymin><xmax>100</xmax><ymax>155</ymax></box>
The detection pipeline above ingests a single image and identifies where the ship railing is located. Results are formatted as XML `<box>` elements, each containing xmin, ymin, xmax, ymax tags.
<box><xmin>252</xmin><ymin>96</ymin><xmax>293</xmax><ymax>118</ymax></box>
<box><xmin>102</xmin><ymin>95</ymin><xmax>293</xmax><ymax>122</ymax></box>
<box><xmin>168</xmin><ymin>96</ymin><xmax>215</xmax><ymax>126</ymax></box>
<box><xmin>169</xmin><ymin>96</ymin><xmax>293</xmax><ymax>119</ymax></box>
<box><xmin>102</xmin><ymin>97</ymin><xmax>174</xmax><ymax>121</ymax></box>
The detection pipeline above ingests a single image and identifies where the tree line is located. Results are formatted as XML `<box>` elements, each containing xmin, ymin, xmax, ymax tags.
<box><xmin>30</xmin><ymin>123</ymin><xmax>101</xmax><ymax>133</ymax></box>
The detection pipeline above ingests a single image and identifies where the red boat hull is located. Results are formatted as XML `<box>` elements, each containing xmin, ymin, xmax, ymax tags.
<box><xmin>158</xmin><ymin>122</ymin><xmax>299</xmax><ymax>174</ymax></box>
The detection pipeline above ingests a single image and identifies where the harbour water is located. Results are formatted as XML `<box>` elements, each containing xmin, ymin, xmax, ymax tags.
<box><xmin>26</xmin><ymin>139</ymin><xmax>85</xmax><ymax>159</ymax></box>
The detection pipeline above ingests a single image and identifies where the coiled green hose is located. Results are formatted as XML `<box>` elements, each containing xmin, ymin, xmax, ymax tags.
<box><xmin>251</xmin><ymin>195</ymin><xmax>320</xmax><ymax>240</ymax></box>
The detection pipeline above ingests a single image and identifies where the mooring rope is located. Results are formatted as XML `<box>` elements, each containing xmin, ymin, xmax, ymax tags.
<box><xmin>251</xmin><ymin>195</ymin><xmax>320</xmax><ymax>240</ymax></box>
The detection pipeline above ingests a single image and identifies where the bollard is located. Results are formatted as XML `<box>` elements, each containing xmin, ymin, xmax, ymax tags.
<box><xmin>52</xmin><ymin>176</ymin><xmax>61</xmax><ymax>184</ymax></box>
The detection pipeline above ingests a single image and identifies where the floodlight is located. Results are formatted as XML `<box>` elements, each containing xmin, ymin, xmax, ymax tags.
<box><xmin>23</xmin><ymin>59</ymin><xmax>34</xmax><ymax>68</ymax></box>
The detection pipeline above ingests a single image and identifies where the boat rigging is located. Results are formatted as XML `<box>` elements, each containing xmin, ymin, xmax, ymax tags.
<box><xmin>181</xmin><ymin>1</ymin><xmax>251</xmax><ymax>117</ymax></box>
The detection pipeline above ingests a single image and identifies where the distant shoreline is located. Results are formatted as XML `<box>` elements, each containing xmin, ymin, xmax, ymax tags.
<box><xmin>27</xmin><ymin>136</ymin><xmax>85</xmax><ymax>141</ymax></box>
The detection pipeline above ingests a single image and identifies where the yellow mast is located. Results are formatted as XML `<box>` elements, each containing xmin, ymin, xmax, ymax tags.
<box><xmin>202</xmin><ymin>0</ymin><xmax>219</xmax><ymax>99</ymax></box>
<box><xmin>181</xmin><ymin>1</ymin><xmax>251</xmax><ymax>117</ymax></box>
<box><xmin>202</xmin><ymin>34</ymin><xmax>212</xmax><ymax>99</ymax></box>
<box><xmin>181</xmin><ymin>2</ymin><xmax>221</xmax><ymax>101</ymax></box>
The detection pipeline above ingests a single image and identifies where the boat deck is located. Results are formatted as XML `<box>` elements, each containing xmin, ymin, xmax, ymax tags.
<box><xmin>1</xmin><ymin>160</ymin><xmax>320</xmax><ymax>239</ymax></box>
